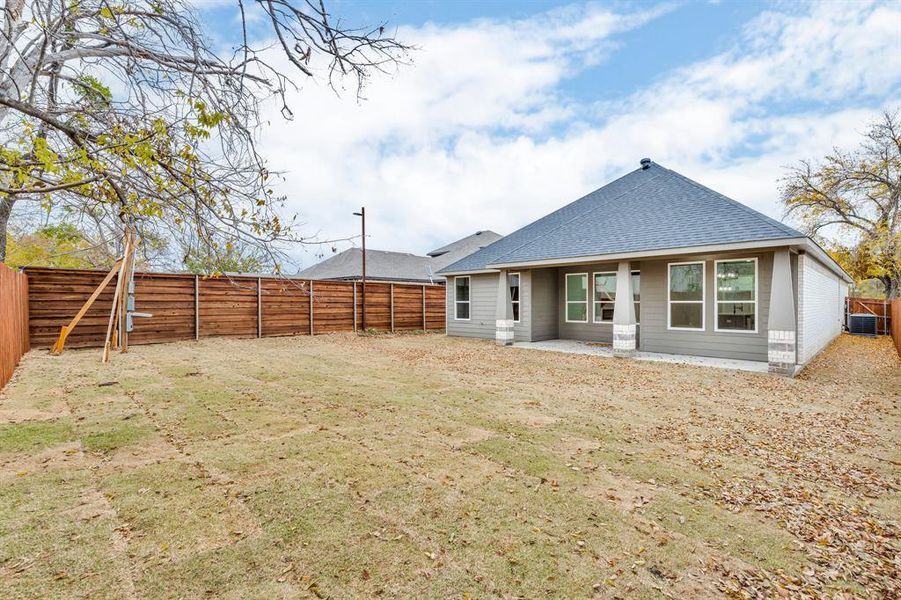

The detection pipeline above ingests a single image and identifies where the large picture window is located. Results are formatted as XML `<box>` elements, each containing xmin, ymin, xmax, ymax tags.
<box><xmin>668</xmin><ymin>262</ymin><xmax>705</xmax><ymax>330</ymax></box>
<box><xmin>565</xmin><ymin>273</ymin><xmax>588</xmax><ymax>322</ymax></box>
<box><xmin>715</xmin><ymin>259</ymin><xmax>757</xmax><ymax>332</ymax></box>
<box><xmin>454</xmin><ymin>276</ymin><xmax>470</xmax><ymax>320</ymax></box>
<box><xmin>594</xmin><ymin>271</ymin><xmax>640</xmax><ymax>323</ymax></box>
<box><xmin>508</xmin><ymin>272</ymin><xmax>520</xmax><ymax>323</ymax></box>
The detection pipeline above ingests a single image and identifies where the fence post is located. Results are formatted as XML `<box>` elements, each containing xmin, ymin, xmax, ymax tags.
<box><xmin>257</xmin><ymin>277</ymin><xmax>262</xmax><ymax>338</ymax></box>
<box><xmin>309</xmin><ymin>280</ymin><xmax>314</xmax><ymax>335</ymax></box>
<box><xmin>422</xmin><ymin>285</ymin><xmax>426</xmax><ymax>330</ymax></box>
<box><xmin>353</xmin><ymin>281</ymin><xmax>358</xmax><ymax>332</ymax></box>
<box><xmin>194</xmin><ymin>275</ymin><xmax>200</xmax><ymax>340</ymax></box>
<box><xmin>390</xmin><ymin>283</ymin><xmax>395</xmax><ymax>332</ymax></box>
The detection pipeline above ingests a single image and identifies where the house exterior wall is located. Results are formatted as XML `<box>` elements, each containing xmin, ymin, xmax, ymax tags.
<box><xmin>635</xmin><ymin>250</ymin><xmax>775</xmax><ymax>362</ymax></box>
<box><xmin>445</xmin><ymin>272</ymin><xmax>532</xmax><ymax>342</ymax></box>
<box><xmin>797</xmin><ymin>253</ymin><xmax>847</xmax><ymax>364</ymax></box>
<box><xmin>555</xmin><ymin>262</ymin><xmax>641</xmax><ymax>343</ymax></box>
<box><xmin>445</xmin><ymin>246</ymin><xmax>848</xmax><ymax>366</ymax></box>
<box><xmin>530</xmin><ymin>268</ymin><xmax>558</xmax><ymax>341</ymax></box>
<box><xmin>546</xmin><ymin>250</ymin><xmax>775</xmax><ymax>361</ymax></box>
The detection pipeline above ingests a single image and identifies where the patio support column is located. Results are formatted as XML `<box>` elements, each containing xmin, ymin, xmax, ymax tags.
<box><xmin>495</xmin><ymin>270</ymin><xmax>514</xmax><ymax>346</ymax></box>
<box><xmin>612</xmin><ymin>261</ymin><xmax>636</xmax><ymax>357</ymax></box>
<box><xmin>767</xmin><ymin>249</ymin><xmax>797</xmax><ymax>375</ymax></box>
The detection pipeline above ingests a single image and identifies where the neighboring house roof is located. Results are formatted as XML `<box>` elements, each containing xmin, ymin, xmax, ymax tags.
<box><xmin>297</xmin><ymin>230</ymin><xmax>501</xmax><ymax>283</ymax></box>
<box><xmin>438</xmin><ymin>161</ymin><xmax>848</xmax><ymax>278</ymax></box>
<box><xmin>297</xmin><ymin>248</ymin><xmax>435</xmax><ymax>283</ymax></box>
<box><xmin>427</xmin><ymin>230</ymin><xmax>502</xmax><ymax>272</ymax></box>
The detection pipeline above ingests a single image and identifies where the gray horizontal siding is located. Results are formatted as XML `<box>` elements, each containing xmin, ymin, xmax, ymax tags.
<box><xmin>556</xmin><ymin>262</ymin><xmax>641</xmax><ymax>344</ymax></box>
<box><xmin>638</xmin><ymin>251</ymin><xmax>773</xmax><ymax>362</ymax></box>
<box><xmin>530</xmin><ymin>268</ymin><xmax>558</xmax><ymax>341</ymax></box>
<box><xmin>445</xmin><ymin>272</ymin><xmax>532</xmax><ymax>341</ymax></box>
<box><xmin>449</xmin><ymin>249</ymin><xmax>783</xmax><ymax>362</ymax></box>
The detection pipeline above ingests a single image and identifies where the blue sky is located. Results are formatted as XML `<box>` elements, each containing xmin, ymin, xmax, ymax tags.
<box><xmin>197</xmin><ymin>1</ymin><xmax>900</xmax><ymax>270</ymax></box>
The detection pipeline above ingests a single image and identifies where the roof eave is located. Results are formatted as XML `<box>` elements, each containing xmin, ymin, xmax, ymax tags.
<box><xmin>486</xmin><ymin>237</ymin><xmax>812</xmax><ymax>269</ymax></box>
<box><xmin>436</xmin><ymin>267</ymin><xmax>501</xmax><ymax>276</ymax></box>
<box><xmin>800</xmin><ymin>238</ymin><xmax>854</xmax><ymax>283</ymax></box>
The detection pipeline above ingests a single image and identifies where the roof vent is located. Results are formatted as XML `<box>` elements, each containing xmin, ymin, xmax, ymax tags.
<box><xmin>640</xmin><ymin>158</ymin><xmax>651</xmax><ymax>170</ymax></box>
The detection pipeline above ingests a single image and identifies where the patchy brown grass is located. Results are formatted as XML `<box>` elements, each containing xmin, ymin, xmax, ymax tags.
<box><xmin>0</xmin><ymin>333</ymin><xmax>898</xmax><ymax>599</ymax></box>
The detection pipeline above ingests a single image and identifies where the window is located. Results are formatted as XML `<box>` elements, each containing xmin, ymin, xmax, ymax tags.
<box><xmin>715</xmin><ymin>259</ymin><xmax>757</xmax><ymax>332</ymax></box>
<box><xmin>593</xmin><ymin>272</ymin><xmax>616</xmax><ymax>323</ymax></box>
<box><xmin>454</xmin><ymin>276</ymin><xmax>470</xmax><ymax>320</ymax></box>
<box><xmin>565</xmin><ymin>273</ymin><xmax>588</xmax><ymax>322</ymax></box>
<box><xmin>668</xmin><ymin>262</ymin><xmax>705</xmax><ymax>330</ymax></box>
<box><xmin>508</xmin><ymin>272</ymin><xmax>520</xmax><ymax>323</ymax></box>
<box><xmin>593</xmin><ymin>271</ymin><xmax>640</xmax><ymax>323</ymax></box>
<box><xmin>631</xmin><ymin>271</ymin><xmax>641</xmax><ymax>323</ymax></box>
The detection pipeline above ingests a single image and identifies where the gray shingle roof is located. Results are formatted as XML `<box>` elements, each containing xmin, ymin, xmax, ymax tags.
<box><xmin>427</xmin><ymin>230</ymin><xmax>502</xmax><ymax>271</ymax></box>
<box><xmin>298</xmin><ymin>248</ymin><xmax>436</xmax><ymax>283</ymax></box>
<box><xmin>297</xmin><ymin>231</ymin><xmax>502</xmax><ymax>283</ymax></box>
<box><xmin>438</xmin><ymin>162</ymin><xmax>803</xmax><ymax>273</ymax></box>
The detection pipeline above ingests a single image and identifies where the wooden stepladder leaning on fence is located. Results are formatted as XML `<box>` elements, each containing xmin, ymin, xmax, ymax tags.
<box><xmin>49</xmin><ymin>227</ymin><xmax>142</xmax><ymax>362</ymax></box>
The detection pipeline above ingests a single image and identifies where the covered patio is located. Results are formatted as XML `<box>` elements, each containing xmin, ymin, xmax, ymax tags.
<box><xmin>512</xmin><ymin>338</ymin><xmax>770</xmax><ymax>373</ymax></box>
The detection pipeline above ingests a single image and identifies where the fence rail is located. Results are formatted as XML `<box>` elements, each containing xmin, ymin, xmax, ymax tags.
<box><xmin>25</xmin><ymin>267</ymin><xmax>445</xmax><ymax>349</ymax></box>
<box><xmin>0</xmin><ymin>264</ymin><xmax>29</xmax><ymax>388</ymax></box>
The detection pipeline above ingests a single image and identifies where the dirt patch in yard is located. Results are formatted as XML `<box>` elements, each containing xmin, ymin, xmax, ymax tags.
<box><xmin>0</xmin><ymin>332</ymin><xmax>898</xmax><ymax>598</ymax></box>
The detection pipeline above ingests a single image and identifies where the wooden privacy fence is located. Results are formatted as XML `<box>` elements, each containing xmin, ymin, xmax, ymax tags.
<box><xmin>0</xmin><ymin>264</ymin><xmax>29</xmax><ymax>388</ymax></box>
<box><xmin>25</xmin><ymin>267</ymin><xmax>445</xmax><ymax>349</ymax></box>
<box><xmin>892</xmin><ymin>300</ymin><xmax>901</xmax><ymax>357</ymax></box>
<box><xmin>845</xmin><ymin>297</ymin><xmax>892</xmax><ymax>336</ymax></box>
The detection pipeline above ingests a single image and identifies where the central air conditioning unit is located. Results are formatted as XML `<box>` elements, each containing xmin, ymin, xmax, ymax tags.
<box><xmin>847</xmin><ymin>313</ymin><xmax>877</xmax><ymax>337</ymax></box>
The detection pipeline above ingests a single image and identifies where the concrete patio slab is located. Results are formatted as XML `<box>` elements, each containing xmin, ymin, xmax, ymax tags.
<box><xmin>513</xmin><ymin>339</ymin><xmax>770</xmax><ymax>373</ymax></box>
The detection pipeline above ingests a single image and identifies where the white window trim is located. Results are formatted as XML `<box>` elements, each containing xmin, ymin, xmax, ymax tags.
<box><xmin>454</xmin><ymin>275</ymin><xmax>470</xmax><ymax>321</ymax></box>
<box><xmin>592</xmin><ymin>271</ymin><xmax>616</xmax><ymax>324</ymax></box>
<box><xmin>565</xmin><ymin>272</ymin><xmax>589</xmax><ymax>323</ymax></box>
<box><xmin>667</xmin><ymin>260</ymin><xmax>706</xmax><ymax>331</ymax></box>
<box><xmin>631</xmin><ymin>270</ymin><xmax>641</xmax><ymax>326</ymax></box>
<box><xmin>509</xmin><ymin>272</ymin><xmax>521</xmax><ymax>323</ymax></box>
<box><xmin>713</xmin><ymin>257</ymin><xmax>758</xmax><ymax>334</ymax></box>
<box><xmin>592</xmin><ymin>270</ymin><xmax>641</xmax><ymax>324</ymax></box>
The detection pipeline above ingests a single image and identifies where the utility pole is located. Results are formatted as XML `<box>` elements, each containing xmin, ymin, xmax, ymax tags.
<box><xmin>353</xmin><ymin>207</ymin><xmax>366</xmax><ymax>330</ymax></box>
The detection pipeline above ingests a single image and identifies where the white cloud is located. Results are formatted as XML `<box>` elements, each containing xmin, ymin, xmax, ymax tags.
<box><xmin>254</xmin><ymin>1</ymin><xmax>900</xmax><ymax>270</ymax></box>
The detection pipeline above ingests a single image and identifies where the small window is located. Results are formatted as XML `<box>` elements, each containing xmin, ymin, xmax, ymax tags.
<box><xmin>715</xmin><ymin>259</ymin><xmax>757</xmax><ymax>332</ymax></box>
<box><xmin>454</xmin><ymin>276</ymin><xmax>470</xmax><ymax>320</ymax></box>
<box><xmin>565</xmin><ymin>273</ymin><xmax>588</xmax><ymax>322</ymax></box>
<box><xmin>593</xmin><ymin>272</ymin><xmax>616</xmax><ymax>323</ymax></box>
<box><xmin>508</xmin><ymin>272</ymin><xmax>520</xmax><ymax>323</ymax></box>
<box><xmin>593</xmin><ymin>271</ymin><xmax>640</xmax><ymax>324</ymax></box>
<box><xmin>632</xmin><ymin>271</ymin><xmax>641</xmax><ymax>323</ymax></box>
<box><xmin>668</xmin><ymin>262</ymin><xmax>705</xmax><ymax>330</ymax></box>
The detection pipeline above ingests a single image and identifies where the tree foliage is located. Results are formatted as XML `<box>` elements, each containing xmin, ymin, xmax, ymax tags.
<box><xmin>0</xmin><ymin>0</ymin><xmax>408</xmax><ymax>270</ymax></box>
<box><xmin>781</xmin><ymin>110</ymin><xmax>901</xmax><ymax>298</ymax></box>
<box><xmin>6</xmin><ymin>223</ymin><xmax>106</xmax><ymax>268</ymax></box>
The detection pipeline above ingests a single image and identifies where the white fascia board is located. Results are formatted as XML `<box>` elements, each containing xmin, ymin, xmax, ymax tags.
<box><xmin>437</xmin><ymin>268</ymin><xmax>501</xmax><ymax>276</ymax></box>
<box><xmin>487</xmin><ymin>237</ymin><xmax>809</xmax><ymax>269</ymax></box>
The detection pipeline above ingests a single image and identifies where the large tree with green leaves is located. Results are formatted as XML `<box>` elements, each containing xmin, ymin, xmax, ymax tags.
<box><xmin>781</xmin><ymin>110</ymin><xmax>901</xmax><ymax>298</ymax></box>
<box><xmin>0</xmin><ymin>0</ymin><xmax>408</xmax><ymax>270</ymax></box>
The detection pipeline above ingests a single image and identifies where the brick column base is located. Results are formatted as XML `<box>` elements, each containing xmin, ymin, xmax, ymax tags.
<box><xmin>495</xmin><ymin>319</ymin><xmax>514</xmax><ymax>346</ymax></box>
<box><xmin>613</xmin><ymin>323</ymin><xmax>636</xmax><ymax>357</ymax></box>
<box><xmin>768</xmin><ymin>330</ymin><xmax>796</xmax><ymax>375</ymax></box>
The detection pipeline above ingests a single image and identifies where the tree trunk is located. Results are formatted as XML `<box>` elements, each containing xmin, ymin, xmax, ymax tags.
<box><xmin>0</xmin><ymin>198</ymin><xmax>14</xmax><ymax>263</ymax></box>
<box><xmin>885</xmin><ymin>275</ymin><xmax>900</xmax><ymax>300</ymax></box>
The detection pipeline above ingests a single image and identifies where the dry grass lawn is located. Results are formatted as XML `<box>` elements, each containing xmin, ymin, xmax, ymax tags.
<box><xmin>0</xmin><ymin>332</ymin><xmax>898</xmax><ymax>599</ymax></box>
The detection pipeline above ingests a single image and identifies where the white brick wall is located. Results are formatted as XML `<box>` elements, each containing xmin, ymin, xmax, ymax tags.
<box><xmin>797</xmin><ymin>254</ymin><xmax>847</xmax><ymax>364</ymax></box>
